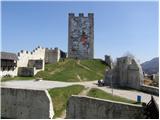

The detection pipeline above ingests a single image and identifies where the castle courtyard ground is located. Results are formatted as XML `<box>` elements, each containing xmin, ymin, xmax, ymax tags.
<box><xmin>1</xmin><ymin>80</ymin><xmax>159</xmax><ymax>105</ymax></box>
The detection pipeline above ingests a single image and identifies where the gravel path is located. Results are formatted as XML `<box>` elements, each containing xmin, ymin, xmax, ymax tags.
<box><xmin>1</xmin><ymin>80</ymin><xmax>159</xmax><ymax>104</ymax></box>
<box><xmin>1</xmin><ymin>80</ymin><xmax>73</xmax><ymax>90</ymax></box>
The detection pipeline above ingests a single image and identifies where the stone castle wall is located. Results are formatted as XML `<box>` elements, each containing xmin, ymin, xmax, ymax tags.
<box><xmin>104</xmin><ymin>56</ymin><xmax>144</xmax><ymax>90</ymax></box>
<box><xmin>140</xmin><ymin>85</ymin><xmax>159</xmax><ymax>96</ymax></box>
<box><xmin>45</xmin><ymin>47</ymin><xmax>60</xmax><ymax>64</ymax></box>
<box><xmin>1</xmin><ymin>87</ymin><xmax>54</xmax><ymax>119</ymax></box>
<box><xmin>66</xmin><ymin>95</ymin><xmax>145</xmax><ymax>119</ymax></box>
<box><xmin>2</xmin><ymin>46</ymin><xmax>64</xmax><ymax>77</ymax></box>
<box><xmin>17</xmin><ymin>46</ymin><xmax>46</xmax><ymax>75</ymax></box>
<box><xmin>68</xmin><ymin>13</ymin><xmax>94</xmax><ymax>59</ymax></box>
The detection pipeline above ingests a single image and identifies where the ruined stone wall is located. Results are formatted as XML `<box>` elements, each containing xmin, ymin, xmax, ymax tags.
<box><xmin>68</xmin><ymin>13</ymin><xmax>94</xmax><ymax>59</ymax></box>
<box><xmin>66</xmin><ymin>95</ymin><xmax>145</xmax><ymax>119</ymax></box>
<box><xmin>117</xmin><ymin>57</ymin><xmax>132</xmax><ymax>86</ymax></box>
<box><xmin>127</xmin><ymin>59</ymin><xmax>144</xmax><ymax>89</ymax></box>
<box><xmin>104</xmin><ymin>56</ymin><xmax>144</xmax><ymax>90</ymax></box>
<box><xmin>104</xmin><ymin>55</ymin><xmax>113</xmax><ymax>68</ymax></box>
<box><xmin>1</xmin><ymin>87</ymin><xmax>54</xmax><ymax>119</ymax></box>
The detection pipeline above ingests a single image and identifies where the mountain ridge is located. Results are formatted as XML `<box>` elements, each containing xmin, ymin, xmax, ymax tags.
<box><xmin>141</xmin><ymin>57</ymin><xmax>159</xmax><ymax>75</ymax></box>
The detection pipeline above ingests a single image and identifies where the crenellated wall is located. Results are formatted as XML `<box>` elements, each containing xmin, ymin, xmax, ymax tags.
<box><xmin>17</xmin><ymin>46</ymin><xmax>45</xmax><ymax>75</ymax></box>
<box><xmin>45</xmin><ymin>47</ymin><xmax>61</xmax><ymax>64</ymax></box>
<box><xmin>1</xmin><ymin>46</ymin><xmax>66</xmax><ymax>77</ymax></box>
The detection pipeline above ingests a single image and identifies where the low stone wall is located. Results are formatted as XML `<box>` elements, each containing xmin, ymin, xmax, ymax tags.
<box><xmin>66</xmin><ymin>95</ymin><xmax>145</xmax><ymax>119</ymax></box>
<box><xmin>141</xmin><ymin>85</ymin><xmax>159</xmax><ymax>96</ymax></box>
<box><xmin>18</xmin><ymin>67</ymin><xmax>34</xmax><ymax>77</ymax></box>
<box><xmin>0</xmin><ymin>68</ymin><xmax>18</xmax><ymax>77</ymax></box>
<box><xmin>1</xmin><ymin>87</ymin><xmax>54</xmax><ymax>119</ymax></box>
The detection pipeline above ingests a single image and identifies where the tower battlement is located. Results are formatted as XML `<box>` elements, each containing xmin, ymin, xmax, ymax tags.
<box><xmin>69</xmin><ymin>13</ymin><xmax>93</xmax><ymax>18</ymax></box>
<box><xmin>18</xmin><ymin>46</ymin><xmax>45</xmax><ymax>57</ymax></box>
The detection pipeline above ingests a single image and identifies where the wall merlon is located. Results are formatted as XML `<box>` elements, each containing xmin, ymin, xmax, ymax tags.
<box><xmin>69</xmin><ymin>13</ymin><xmax>74</xmax><ymax>17</ymax></box>
<box><xmin>54</xmin><ymin>47</ymin><xmax>58</xmax><ymax>50</ymax></box>
<box><xmin>88</xmin><ymin>13</ymin><xmax>94</xmax><ymax>17</ymax></box>
<box><xmin>79</xmin><ymin>13</ymin><xmax>84</xmax><ymax>17</ymax></box>
<box><xmin>17</xmin><ymin>52</ymin><xmax>20</xmax><ymax>56</ymax></box>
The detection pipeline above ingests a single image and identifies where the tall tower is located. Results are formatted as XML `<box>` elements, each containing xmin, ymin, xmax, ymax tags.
<box><xmin>68</xmin><ymin>13</ymin><xmax>94</xmax><ymax>59</ymax></box>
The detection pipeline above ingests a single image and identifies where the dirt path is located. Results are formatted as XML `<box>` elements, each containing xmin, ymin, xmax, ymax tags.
<box><xmin>50</xmin><ymin>68</ymin><xmax>63</xmax><ymax>75</ymax></box>
<box><xmin>76</xmin><ymin>60</ymin><xmax>103</xmax><ymax>77</ymax></box>
<box><xmin>76</xmin><ymin>60</ymin><xmax>92</xmax><ymax>71</ymax></box>
<box><xmin>59</xmin><ymin>86</ymin><xmax>91</xmax><ymax>119</ymax></box>
<box><xmin>79</xmin><ymin>87</ymin><xmax>91</xmax><ymax>96</ymax></box>
<box><xmin>76</xmin><ymin>74</ymin><xmax>82</xmax><ymax>81</ymax></box>
<box><xmin>59</xmin><ymin>110</ymin><xmax>66</xmax><ymax>119</ymax></box>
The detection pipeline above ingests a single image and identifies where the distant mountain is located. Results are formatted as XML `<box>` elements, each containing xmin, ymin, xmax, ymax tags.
<box><xmin>141</xmin><ymin>57</ymin><xmax>159</xmax><ymax>75</ymax></box>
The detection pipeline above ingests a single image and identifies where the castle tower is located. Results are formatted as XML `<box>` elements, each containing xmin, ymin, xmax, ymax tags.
<box><xmin>68</xmin><ymin>13</ymin><xmax>94</xmax><ymax>59</ymax></box>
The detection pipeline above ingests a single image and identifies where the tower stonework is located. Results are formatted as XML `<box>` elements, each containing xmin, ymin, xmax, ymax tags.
<box><xmin>68</xmin><ymin>13</ymin><xmax>94</xmax><ymax>59</ymax></box>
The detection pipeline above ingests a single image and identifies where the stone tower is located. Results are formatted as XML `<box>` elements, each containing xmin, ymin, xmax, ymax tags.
<box><xmin>68</xmin><ymin>13</ymin><xmax>94</xmax><ymax>59</ymax></box>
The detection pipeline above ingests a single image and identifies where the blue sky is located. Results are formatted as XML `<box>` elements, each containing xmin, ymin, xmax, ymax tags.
<box><xmin>2</xmin><ymin>1</ymin><xmax>158</xmax><ymax>63</ymax></box>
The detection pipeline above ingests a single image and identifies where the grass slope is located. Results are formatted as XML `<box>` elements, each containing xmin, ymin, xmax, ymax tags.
<box><xmin>87</xmin><ymin>88</ymin><xmax>136</xmax><ymax>104</ymax></box>
<box><xmin>36</xmin><ymin>59</ymin><xmax>107</xmax><ymax>82</ymax></box>
<box><xmin>48</xmin><ymin>85</ymin><xmax>85</xmax><ymax>118</ymax></box>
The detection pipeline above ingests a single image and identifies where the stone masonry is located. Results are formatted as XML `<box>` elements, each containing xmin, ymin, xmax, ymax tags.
<box><xmin>68</xmin><ymin>13</ymin><xmax>94</xmax><ymax>59</ymax></box>
<box><xmin>45</xmin><ymin>47</ymin><xmax>60</xmax><ymax>64</ymax></box>
<box><xmin>66</xmin><ymin>95</ymin><xmax>145</xmax><ymax>119</ymax></box>
<box><xmin>1</xmin><ymin>87</ymin><xmax>54</xmax><ymax>119</ymax></box>
<box><xmin>104</xmin><ymin>56</ymin><xmax>144</xmax><ymax>90</ymax></box>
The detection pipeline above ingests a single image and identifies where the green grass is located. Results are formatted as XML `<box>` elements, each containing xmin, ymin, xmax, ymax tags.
<box><xmin>48</xmin><ymin>85</ymin><xmax>85</xmax><ymax>118</ymax></box>
<box><xmin>1</xmin><ymin>76</ymin><xmax>35</xmax><ymax>82</ymax></box>
<box><xmin>87</xmin><ymin>88</ymin><xmax>137</xmax><ymax>104</ymax></box>
<box><xmin>35</xmin><ymin>59</ymin><xmax>107</xmax><ymax>82</ymax></box>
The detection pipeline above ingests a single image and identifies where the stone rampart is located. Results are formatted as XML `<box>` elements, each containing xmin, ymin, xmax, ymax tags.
<box><xmin>66</xmin><ymin>95</ymin><xmax>145</xmax><ymax>119</ymax></box>
<box><xmin>1</xmin><ymin>87</ymin><xmax>54</xmax><ymax>119</ymax></box>
<box><xmin>141</xmin><ymin>85</ymin><xmax>159</xmax><ymax>96</ymax></box>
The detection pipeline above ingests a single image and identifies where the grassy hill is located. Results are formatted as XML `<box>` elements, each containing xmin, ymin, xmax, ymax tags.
<box><xmin>35</xmin><ymin>59</ymin><xmax>108</xmax><ymax>82</ymax></box>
